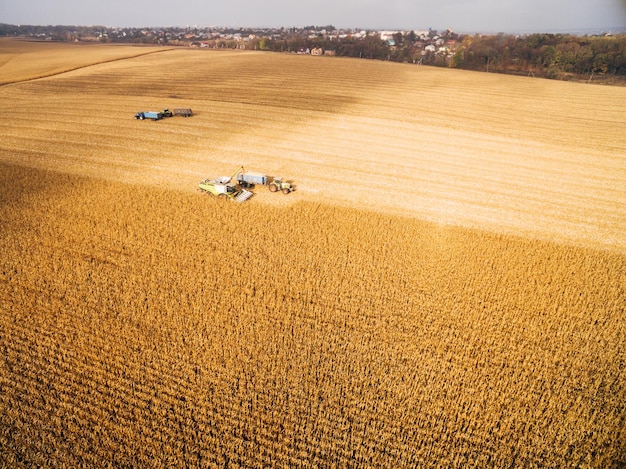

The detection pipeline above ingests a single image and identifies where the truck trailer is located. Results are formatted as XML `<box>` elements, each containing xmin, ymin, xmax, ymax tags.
<box><xmin>134</xmin><ymin>111</ymin><xmax>163</xmax><ymax>120</ymax></box>
<box><xmin>236</xmin><ymin>171</ymin><xmax>267</xmax><ymax>188</ymax></box>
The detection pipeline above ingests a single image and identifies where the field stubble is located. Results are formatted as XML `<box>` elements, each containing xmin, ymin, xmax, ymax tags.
<box><xmin>0</xmin><ymin>40</ymin><xmax>625</xmax><ymax>467</ymax></box>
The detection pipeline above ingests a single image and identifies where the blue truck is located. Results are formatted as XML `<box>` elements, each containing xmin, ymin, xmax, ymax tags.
<box><xmin>135</xmin><ymin>111</ymin><xmax>163</xmax><ymax>120</ymax></box>
<box><xmin>134</xmin><ymin>109</ymin><xmax>173</xmax><ymax>120</ymax></box>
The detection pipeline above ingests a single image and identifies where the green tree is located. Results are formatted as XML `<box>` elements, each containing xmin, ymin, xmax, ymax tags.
<box><xmin>541</xmin><ymin>45</ymin><xmax>557</xmax><ymax>67</ymax></box>
<box><xmin>593</xmin><ymin>53</ymin><xmax>610</xmax><ymax>74</ymax></box>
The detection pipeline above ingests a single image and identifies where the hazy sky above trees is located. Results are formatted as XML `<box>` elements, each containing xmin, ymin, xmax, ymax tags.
<box><xmin>1</xmin><ymin>0</ymin><xmax>625</xmax><ymax>33</ymax></box>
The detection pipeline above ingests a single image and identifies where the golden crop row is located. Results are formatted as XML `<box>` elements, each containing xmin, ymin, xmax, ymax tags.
<box><xmin>1</xmin><ymin>163</ymin><xmax>624</xmax><ymax>467</ymax></box>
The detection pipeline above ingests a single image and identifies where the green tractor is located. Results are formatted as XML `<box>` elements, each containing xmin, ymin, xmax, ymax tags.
<box><xmin>268</xmin><ymin>177</ymin><xmax>293</xmax><ymax>194</ymax></box>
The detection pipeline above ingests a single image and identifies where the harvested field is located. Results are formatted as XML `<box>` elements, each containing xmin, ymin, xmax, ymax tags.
<box><xmin>0</xmin><ymin>38</ymin><xmax>170</xmax><ymax>85</ymax></box>
<box><xmin>0</xmin><ymin>39</ymin><xmax>625</xmax><ymax>467</ymax></box>
<box><xmin>1</xmin><ymin>39</ymin><xmax>625</xmax><ymax>250</ymax></box>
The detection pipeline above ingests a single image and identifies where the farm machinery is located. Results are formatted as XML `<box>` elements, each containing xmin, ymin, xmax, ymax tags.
<box><xmin>198</xmin><ymin>171</ymin><xmax>253</xmax><ymax>203</ymax></box>
<box><xmin>198</xmin><ymin>167</ymin><xmax>293</xmax><ymax>202</ymax></box>
<box><xmin>235</xmin><ymin>168</ymin><xmax>293</xmax><ymax>194</ymax></box>
<box><xmin>173</xmin><ymin>108</ymin><xmax>193</xmax><ymax>117</ymax></box>
<box><xmin>135</xmin><ymin>111</ymin><xmax>167</xmax><ymax>120</ymax></box>
<box><xmin>267</xmin><ymin>177</ymin><xmax>293</xmax><ymax>194</ymax></box>
<box><xmin>134</xmin><ymin>108</ymin><xmax>192</xmax><ymax>120</ymax></box>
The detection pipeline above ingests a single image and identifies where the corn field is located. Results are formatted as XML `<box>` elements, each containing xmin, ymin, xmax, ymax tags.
<box><xmin>0</xmin><ymin>38</ymin><xmax>625</xmax><ymax>467</ymax></box>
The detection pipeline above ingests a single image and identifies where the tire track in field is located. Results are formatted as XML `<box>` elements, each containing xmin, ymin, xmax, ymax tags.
<box><xmin>0</xmin><ymin>48</ymin><xmax>175</xmax><ymax>86</ymax></box>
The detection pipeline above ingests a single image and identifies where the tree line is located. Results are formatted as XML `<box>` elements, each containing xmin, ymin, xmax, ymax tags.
<box><xmin>258</xmin><ymin>31</ymin><xmax>626</xmax><ymax>82</ymax></box>
<box><xmin>2</xmin><ymin>22</ymin><xmax>624</xmax><ymax>82</ymax></box>
<box><xmin>448</xmin><ymin>33</ymin><xmax>626</xmax><ymax>79</ymax></box>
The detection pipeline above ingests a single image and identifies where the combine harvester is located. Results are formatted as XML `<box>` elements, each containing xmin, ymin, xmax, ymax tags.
<box><xmin>198</xmin><ymin>168</ymin><xmax>253</xmax><ymax>203</ymax></box>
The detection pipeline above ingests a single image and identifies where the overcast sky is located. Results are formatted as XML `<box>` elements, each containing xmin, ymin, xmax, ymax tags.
<box><xmin>1</xmin><ymin>0</ymin><xmax>625</xmax><ymax>33</ymax></box>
